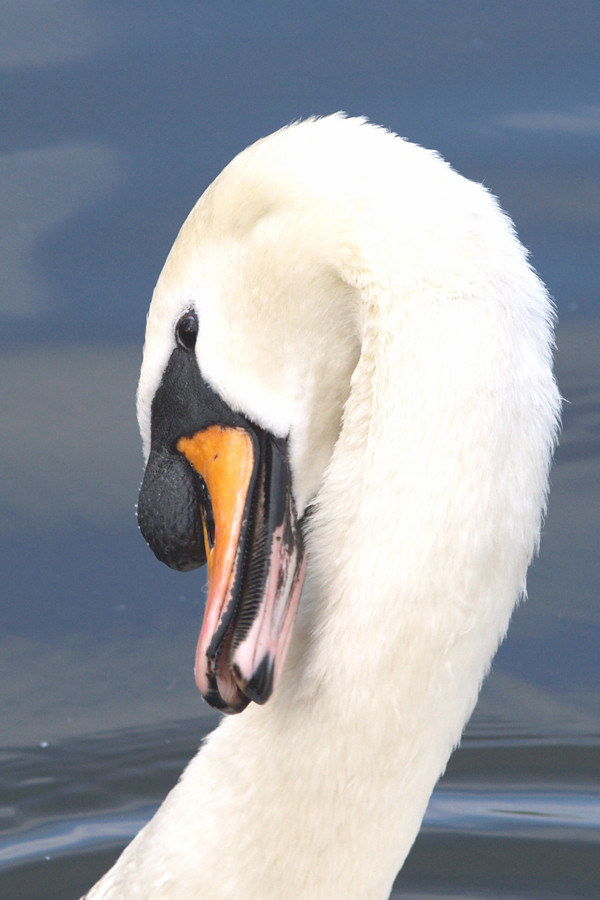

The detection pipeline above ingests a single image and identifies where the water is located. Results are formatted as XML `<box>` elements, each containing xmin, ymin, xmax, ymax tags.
<box><xmin>2</xmin><ymin>725</ymin><xmax>599</xmax><ymax>898</ymax></box>
<box><xmin>1</xmin><ymin>3</ymin><xmax>599</xmax><ymax>898</ymax></box>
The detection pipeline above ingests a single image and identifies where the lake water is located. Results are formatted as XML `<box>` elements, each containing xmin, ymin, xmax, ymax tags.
<box><xmin>1</xmin><ymin>3</ymin><xmax>598</xmax><ymax>898</ymax></box>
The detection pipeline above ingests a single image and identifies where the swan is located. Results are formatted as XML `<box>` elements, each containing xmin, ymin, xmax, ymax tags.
<box><xmin>85</xmin><ymin>114</ymin><xmax>560</xmax><ymax>900</ymax></box>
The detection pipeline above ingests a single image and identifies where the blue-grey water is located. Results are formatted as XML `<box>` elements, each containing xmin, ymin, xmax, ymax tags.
<box><xmin>1</xmin><ymin>3</ymin><xmax>599</xmax><ymax>898</ymax></box>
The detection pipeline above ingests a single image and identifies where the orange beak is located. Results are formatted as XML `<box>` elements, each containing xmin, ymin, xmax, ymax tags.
<box><xmin>177</xmin><ymin>425</ymin><xmax>306</xmax><ymax>713</ymax></box>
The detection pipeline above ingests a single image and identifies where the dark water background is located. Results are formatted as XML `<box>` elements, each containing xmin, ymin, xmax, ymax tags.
<box><xmin>1</xmin><ymin>3</ymin><xmax>599</xmax><ymax>898</ymax></box>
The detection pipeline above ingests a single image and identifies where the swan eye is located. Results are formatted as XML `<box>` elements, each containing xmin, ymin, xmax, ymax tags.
<box><xmin>176</xmin><ymin>311</ymin><xmax>199</xmax><ymax>350</ymax></box>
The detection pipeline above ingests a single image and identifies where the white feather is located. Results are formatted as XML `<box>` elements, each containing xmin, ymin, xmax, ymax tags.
<box><xmin>88</xmin><ymin>114</ymin><xmax>560</xmax><ymax>900</ymax></box>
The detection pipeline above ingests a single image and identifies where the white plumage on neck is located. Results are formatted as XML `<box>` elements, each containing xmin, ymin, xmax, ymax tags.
<box><xmin>87</xmin><ymin>115</ymin><xmax>559</xmax><ymax>899</ymax></box>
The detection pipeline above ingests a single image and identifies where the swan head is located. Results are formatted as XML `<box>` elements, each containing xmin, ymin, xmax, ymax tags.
<box><xmin>136</xmin><ymin>116</ymin><xmax>371</xmax><ymax>713</ymax></box>
<box><xmin>135</xmin><ymin>113</ymin><xmax>559</xmax><ymax>718</ymax></box>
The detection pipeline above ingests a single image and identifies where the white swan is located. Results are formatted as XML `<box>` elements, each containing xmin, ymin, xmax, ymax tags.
<box><xmin>85</xmin><ymin>114</ymin><xmax>560</xmax><ymax>900</ymax></box>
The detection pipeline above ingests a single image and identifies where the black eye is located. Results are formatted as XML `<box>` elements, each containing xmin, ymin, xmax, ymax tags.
<box><xmin>176</xmin><ymin>311</ymin><xmax>198</xmax><ymax>350</ymax></box>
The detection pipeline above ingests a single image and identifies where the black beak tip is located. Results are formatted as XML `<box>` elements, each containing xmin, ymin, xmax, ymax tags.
<box><xmin>233</xmin><ymin>655</ymin><xmax>275</xmax><ymax>706</ymax></box>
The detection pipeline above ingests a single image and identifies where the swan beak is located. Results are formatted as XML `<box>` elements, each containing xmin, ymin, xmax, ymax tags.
<box><xmin>177</xmin><ymin>426</ymin><xmax>306</xmax><ymax>714</ymax></box>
